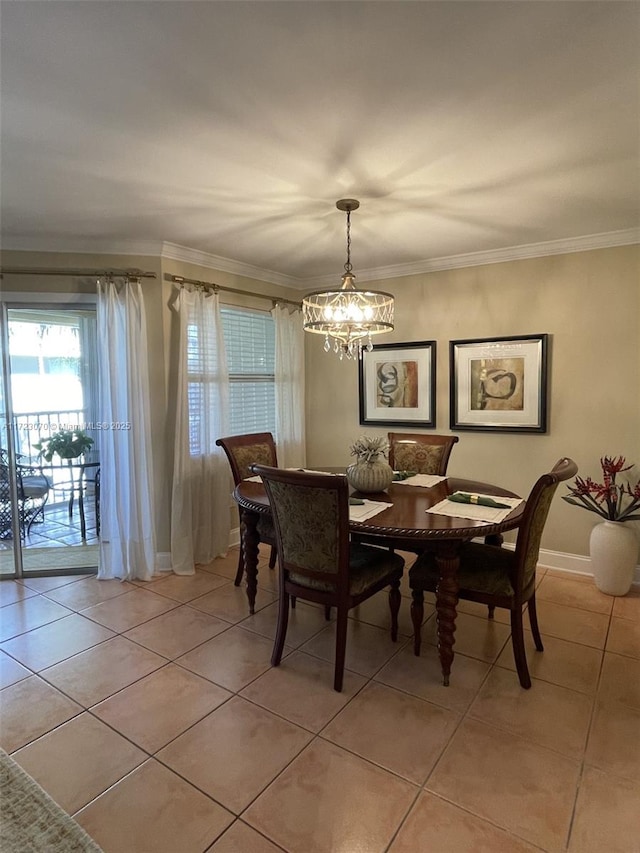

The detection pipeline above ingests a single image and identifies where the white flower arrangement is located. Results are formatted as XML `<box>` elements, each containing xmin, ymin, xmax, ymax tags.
<box><xmin>349</xmin><ymin>435</ymin><xmax>390</xmax><ymax>464</ymax></box>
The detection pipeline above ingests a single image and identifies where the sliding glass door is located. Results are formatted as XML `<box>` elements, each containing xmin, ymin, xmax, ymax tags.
<box><xmin>0</xmin><ymin>303</ymin><xmax>99</xmax><ymax>577</ymax></box>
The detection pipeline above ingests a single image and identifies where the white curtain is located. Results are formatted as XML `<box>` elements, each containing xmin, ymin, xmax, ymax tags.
<box><xmin>271</xmin><ymin>305</ymin><xmax>306</xmax><ymax>468</ymax></box>
<box><xmin>96</xmin><ymin>279</ymin><xmax>157</xmax><ymax>581</ymax></box>
<box><xmin>171</xmin><ymin>287</ymin><xmax>231</xmax><ymax>574</ymax></box>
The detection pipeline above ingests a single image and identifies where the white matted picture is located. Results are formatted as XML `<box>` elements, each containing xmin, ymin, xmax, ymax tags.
<box><xmin>450</xmin><ymin>334</ymin><xmax>549</xmax><ymax>433</ymax></box>
<box><xmin>358</xmin><ymin>341</ymin><xmax>436</xmax><ymax>427</ymax></box>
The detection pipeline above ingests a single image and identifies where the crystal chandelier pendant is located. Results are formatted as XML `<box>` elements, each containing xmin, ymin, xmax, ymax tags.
<box><xmin>302</xmin><ymin>199</ymin><xmax>394</xmax><ymax>359</ymax></box>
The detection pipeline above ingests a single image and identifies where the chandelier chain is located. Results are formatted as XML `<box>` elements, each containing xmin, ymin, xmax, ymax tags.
<box><xmin>344</xmin><ymin>209</ymin><xmax>352</xmax><ymax>275</ymax></box>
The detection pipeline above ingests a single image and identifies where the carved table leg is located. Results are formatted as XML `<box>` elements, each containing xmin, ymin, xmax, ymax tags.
<box><xmin>434</xmin><ymin>541</ymin><xmax>461</xmax><ymax>687</ymax></box>
<box><xmin>240</xmin><ymin>508</ymin><xmax>260</xmax><ymax>615</ymax></box>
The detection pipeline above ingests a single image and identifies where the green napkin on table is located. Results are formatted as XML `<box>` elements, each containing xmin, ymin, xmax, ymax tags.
<box><xmin>349</xmin><ymin>497</ymin><xmax>365</xmax><ymax>505</ymax></box>
<box><xmin>448</xmin><ymin>492</ymin><xmax>511</xmax><ymax>509</ymax></box>
<box><xmin>392</xmin><ymin>471</ymin><xmax>417</xmax><ymax>481</ymax></box>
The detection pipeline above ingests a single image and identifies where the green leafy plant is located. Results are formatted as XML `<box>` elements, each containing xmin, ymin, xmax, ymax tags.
<box><xmin>33</xmin><ymin>429</ymin><xmax>94</xmax><ymax>462</ymax></box>
<box><xmin>563</xmin><ymin>456</ymin><xmax>640</xmax><ymax>522</ymax></box>
<box><xmin>349</xmin><ymin>435</ymin><xmax>389</xmax><ymax>464</ymax></box>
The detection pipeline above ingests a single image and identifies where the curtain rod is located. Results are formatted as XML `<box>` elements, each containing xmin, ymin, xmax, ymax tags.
<box><xmin>0</xmin><ymin>267</ymin><xmax>157</xmax><ymax>279</ymax></box>
<box><xmin>169</xmin><ymin>274</ymin><xmax>301</xmax><ymax>308</ymax></box>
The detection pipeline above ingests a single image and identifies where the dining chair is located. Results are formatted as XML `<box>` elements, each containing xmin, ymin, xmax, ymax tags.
<box><xmin>408</xmin><ymin>457</ymin><xmax>578</xmax><ymax>689</ymax></box>
<box><xmin>216</xmin><ymin>432</ymin><xmax>278</xmax><ymax>586</ymax></box>
<box><xmin>0</xmin><ymin>449</ymin><xmax>52</xmax><ymax>540</ymax></box>
<box><xmin>388</xmin><ymin>432</ymin><xmax>459</xmax><ymax>476</ymax></box>
<box><xmin>252</xmin><ymin>464</ymin><xmax>405</xmax><ymax>692</ymax></box>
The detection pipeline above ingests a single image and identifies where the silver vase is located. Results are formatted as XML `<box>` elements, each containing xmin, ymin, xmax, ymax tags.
<box><xmin>346</xmin><ymin>460</ymin><xmax>394</xmax><ymax>494</ymax></box>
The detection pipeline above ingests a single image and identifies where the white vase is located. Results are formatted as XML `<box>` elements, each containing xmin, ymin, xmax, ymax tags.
<box><xmin>346</xmin><ymin>460</ymin><xmax>394</xmax><ymax>494</ymax></box>
<box><xmin>589</xmin><ymin>520</ymin><xmax>638</xmax><ymax>596</ymax></box>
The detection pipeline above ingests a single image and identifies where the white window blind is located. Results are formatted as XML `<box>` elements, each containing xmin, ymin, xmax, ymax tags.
<box><xmin>220</xmin><ymin>306</ymin><xmax>276</xmax><ymax>436</ymax></box>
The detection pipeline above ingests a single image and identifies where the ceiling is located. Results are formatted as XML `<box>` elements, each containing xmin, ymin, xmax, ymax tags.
<box><xmin>1</xmin><ymin>1</ymin><xmax>638</xmax><ymax>287</ymax></box>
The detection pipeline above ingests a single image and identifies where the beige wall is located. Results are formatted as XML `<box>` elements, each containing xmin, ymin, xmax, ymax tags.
<box><xmin>3</xmin><ymin>245</ymin><xmax>638</xmax><ymax>561</ymax></box>
<box><xmin>305</xmin><ymin>245</ymin><xmax>640</xmax><ymax>558</ymax></box>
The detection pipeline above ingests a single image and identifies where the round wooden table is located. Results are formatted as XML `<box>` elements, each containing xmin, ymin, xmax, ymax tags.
<box><xmin>234</xmin><ymin>473</ymin><xmax>524</xmax><ymax>686</ymax></box>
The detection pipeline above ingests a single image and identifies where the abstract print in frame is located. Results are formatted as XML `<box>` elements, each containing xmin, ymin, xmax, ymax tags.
<box><xmin>450</xmin><ymin>334</ymin><xmax>548</xmax><ymax>432</ymax></box>
<box><xmin>358</xmin><ymin>341</ymin><xmax>436</xmax><ymax>427</ymax></box>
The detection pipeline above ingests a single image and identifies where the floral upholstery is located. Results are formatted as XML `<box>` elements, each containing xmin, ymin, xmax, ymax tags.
<box><xmin>520</xmin><ymin>481</ymin><xmax>559</xmax><ymax>590</ymax></box>
<box><xmin>265</xmin><ymin>481</ymin><xmax>340</xmax><ymax>573</ymax></box>
<box><xmin>266</xmin><ymin>478</ymin><xmax>405</xmax><ymax>595</ymax></box>
<box><xmin>410</xmin><ymin>543</ymin><xmax>517</xmax><ymax>599</ymax></box>
<box><xmin>391</xmin><ymin>442</ymin><xmax>445</xmax><ymax>475</ymax></box>
<box><xmin>233</xmin><ymin>443</ymin><xmax>275</xmax><ymax>481</ymax></box>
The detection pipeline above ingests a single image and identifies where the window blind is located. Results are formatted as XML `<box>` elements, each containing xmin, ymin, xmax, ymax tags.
<box><xmin>220</xmin><ymin>306</ymin><xmax>276</xmax><ymax>437</ymax></box>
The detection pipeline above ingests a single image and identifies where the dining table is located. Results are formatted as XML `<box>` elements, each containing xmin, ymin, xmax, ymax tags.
<box><xmin>233</xmin><ymin>470</ymin><xmax>525</xmax><ymax>686</ymax></box>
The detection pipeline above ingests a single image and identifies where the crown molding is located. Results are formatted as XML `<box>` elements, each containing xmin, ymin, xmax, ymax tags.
<box><xmin>160</xmin><ymin>242</ymin><xmax>301</xmax><ymax>289</ymax></box>
<box><xmin>2</xmin><ymin>228</ymin><xmax>637</xmax><ymax>291</ymax></box>
<box><xmin>0</xmin><ymin>237</ymin><xmax>164</xmax><ymax>257</ymax></box>
<box><xmin>299</xmin><ymin>227</ymin><xmax>640</xmax><ymax>290</ymax></box>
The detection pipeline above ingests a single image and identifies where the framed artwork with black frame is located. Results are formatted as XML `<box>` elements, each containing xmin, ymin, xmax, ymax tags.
<box><xmin>450</xmin><ymin>334</ymin><xmax>549</xmax><ymax>433</ymax></box>
<box><xmin>358</xmin><ymin>340</ymin><xmax>436</xmax><ymax>427</ymax></box>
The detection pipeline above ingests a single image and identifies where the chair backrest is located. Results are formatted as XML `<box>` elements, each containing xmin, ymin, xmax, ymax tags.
<box><xmin>513</xmin><ymin>457</ymin><xmax>578</xmax><ymax>599</ymax></box>
<box><xmin>251</xmin><ymin>464</ymin><xmax>351</xmax><ymax>591</ymax></box>
<box><xmin>388</xmin><ymin>432</ymin><xmax>459</xmax><ymax>475</ymax></box>
<box><xmin>215</xmin><ymin>432</ymin><xmax>278</xmax><ymax>485</ymax></box>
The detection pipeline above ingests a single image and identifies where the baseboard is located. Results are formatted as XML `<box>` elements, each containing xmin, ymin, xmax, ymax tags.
<box><xmin>230</xmin><ymin>526</ymin><xmax>241</xmax><ymax>548</ymax></box>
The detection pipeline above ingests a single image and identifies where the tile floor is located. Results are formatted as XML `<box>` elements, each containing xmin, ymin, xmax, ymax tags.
<box><xmin>0</xmin><ymin>547</ymin><xmax>639</xmax><ymax>853</ymax></box>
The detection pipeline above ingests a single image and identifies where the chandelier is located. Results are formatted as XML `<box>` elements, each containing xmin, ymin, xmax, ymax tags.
<box><xmin>302</xmin><ymin>199</ymin><xmax>394</xmax><ymax>359</ymax></box>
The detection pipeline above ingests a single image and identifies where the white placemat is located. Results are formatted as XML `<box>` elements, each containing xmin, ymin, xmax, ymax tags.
<box><xmin>349</xmin><ymin>499</ymin><xmax>392</xmax><ymax>522</ymax></box>
<box><xmin>426</xmin><ymin>494</ymin><xmax>524</xmax><ymax>524</ymax></box>
<box><xmin>244</xmin><ymin>475</ymin><xmax>262</xmax><ymax>482</ymax></box>
<box><xmin>392</xmin><ymin>473</ymin><xmax>447</xmax><ymax>488</ymax></box>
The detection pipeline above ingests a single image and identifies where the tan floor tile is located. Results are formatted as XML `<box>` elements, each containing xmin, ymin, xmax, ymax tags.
<box><xmin>43</xmin><ymin>577</ymin><xmax>136</xmax><ymax>609</ymax></box>
<box><xmin>612</xmin><ymin>588</ymin><xmax>640</xmax><ymax>621</ymax></box>
<box><xmin>157</xmin><ymin>696</ymin><xmax>312</xmax><ymax>813</ymax></box>
<box><xmin>421</xmin><ymin>610</ymin><xmax>511</xmax><ymax>663</ymax></box>
<box><xmin>322</xmin><ymin>681</ymin><xmax>460</xmax><ymax>784</ymax></box>
<box><xmin>240</xmin><ymin>651</ymin><xmax>366</xmax><ymax>732</ymax></box>
<box><xmin>41</xmin><ymin>635</ymin><xmax>167</xmax><ymax>707</ymax></box>
<box><xmin>207</xmin><ymin>820</ymin><xmax>283</xmax><ymax>853</ymax></box>
<box><xmin>389</xmin><ymin>790</ymin><xmax>541</xmax><ymax>853</ymax></box>
<box><xmin>19</xmin><ymin>575</ymin><xmax>85</xmax><ymax>593</ymax></box>
<box><xmin>240</xmin><ymin>599</ymin><xmax>332</xmax><ymax>647</ymax></box>
<box><xmin>0</xmin><ymin>649</ymin><xmax>31</xmax><ymax>688</ymax></box>
<box><xmin>177</xmin><ymin>625</ymin><xmax>285</xmax><ymax>692</ymax></box>
<box><xmin>375</xmin><ymin>643</ymin><xmax>490</xmax><ymax>712</ymax></box>
<box><xmin>244</xmin><ymin>738</ymin><xmax>417</xmax><ymax>853</ymax></box>
<box><xmin>12</xmin><ymin>712</ymin><xmax>146</xmax><ymax>814</ymax></box>
<box><xmin>598</xmin><ymin>652</ymin><xmax>640</xmax><ymax>710</ymax></box>
<box><xmin>537</xmin><ymin>574</ymin><xmax>614</xmax><ymax>614</ymax></box>
<box><xmin>93</xmin><ymin>664</ymin><xmax>231</xmax><ymax>752</ymax></box>
<box><xmin>147</xmin><ymin>570</ymin><xmax>230</xmax><ymax>603</ymax></box>
<box><xmin>455</xmin><ymin>597</ymin><xmax>511</xmax><ymax>624</ymax></box>
<box><xmin>568</xmin><ymin>766</ymin><xmax>640</xmax><ymax>853</ymax></box>
<box><xmin>300</xmin><ymin>619</ymin><xmax>406</xmax><ymax>677</ymax></box>
<box><xmin>495</xmin><ymin>630</ymin><xmax>603</xmax><ymax>695</ymax></box>
<box><xmin>0</xmin><ymin>580</ymin><xmax>37</xmax><ymax>607</ymax></box>
<box><xmin>124</xmin><ymin>605</ymin><xmax>230</xmax><ymax>659</ymax></box>
<box><xmin>586</xmin><ymin>701</ymin><xmax>640</xmax><ymax>782</ymax></box>
<box><xmin>81</xmin><ymin>588</ymin><xmax>178</xmax><ymax>632</ymax></box>
<box><xmin>0</xmin><ymin>613</ymin><xmax>115</xmax><ymax>671</ymax></box>
<box><xmin>606</xmin><ymin>616</ymin><xmax>640</xmax><ymax>659</ymax></box>
<box><xmin>0</xmin><ymin>595</ymin><xmax>72</xmax><ymax>642</ymax></box>
<box><xmin>427</xmin><ymin>718</ymin><xmax>580</xmax><ymax>852</ymax></box>
<box><xmin>76</xmin><ymin>758</ymin><xmax>234</xmax><ymax>851</ymax></box>
<box><xmin>468</xmin><ymin>667</ymin><xmax>592</xmax><ymax>760</ymax></box>
<box><xmin>349</xmin><ymin>587</ymin><xmax>430</xmax><ymax>637</ymax></box>
<box><xmin>189</xmin><ymin>582</ymin><xmax>277</xmax><ymax>623</ymax></box>
<box><xmin>533</xmin><ymin>599</ymin><xmax>609</xmax><ymax>648</ymax></box>
<box><xmin>0</xmin><ymin>675</ymin><xmax>82</xmax><ymax>752</ymax></box>
<box><xmin>545</xmin><ymin>568</ymin><xmax>594</xmax><ymax>585</ymax></box>
<box><xmin>198</xmin><ymin>552</ymin><xmax>241</xmax><ymax>580</ymax></box>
